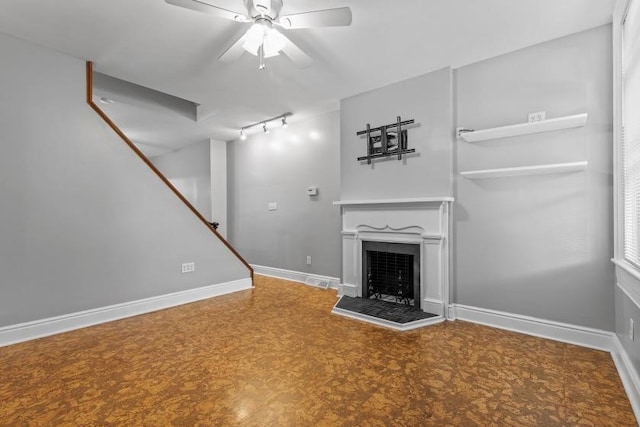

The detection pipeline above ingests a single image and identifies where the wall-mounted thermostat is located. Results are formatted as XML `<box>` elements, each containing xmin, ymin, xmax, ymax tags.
<box><xmin>307</xmin><ymin>186</ymin><xmax>318</xmax><ymax>196</ymax></box>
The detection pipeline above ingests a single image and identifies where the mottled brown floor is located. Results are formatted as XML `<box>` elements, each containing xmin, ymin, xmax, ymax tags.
<box><xmin>0</xmin><ymin>275</ymin><xmax>636</xmax><ymax>426</ymax></box>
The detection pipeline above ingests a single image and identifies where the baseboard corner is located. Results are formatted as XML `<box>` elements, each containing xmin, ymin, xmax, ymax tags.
<box><xmin>612</xmin><ymin>335</ymin><xmax>640</xmax><ymax>422</ymax></box>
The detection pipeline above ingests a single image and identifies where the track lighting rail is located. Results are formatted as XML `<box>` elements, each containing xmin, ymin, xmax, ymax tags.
<box><xmin>240</xmin><ymin>112</ymin><xmax>292</xmax><ymax>139</ymax></box>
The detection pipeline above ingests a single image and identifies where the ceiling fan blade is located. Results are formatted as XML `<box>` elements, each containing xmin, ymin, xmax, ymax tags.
<box><xmin>279</xmin><ymin>7</ymin><xmax>352</xmax><ymax>29</ymax></box>
<box><xmin>218</xmin><ymin>34</ymin><xmax>247</xmax><ymax>62</ymax></box>
<box><xmin>280</xmin><ymin>34</ymin><xmax>312</xmax><ymax>68</ymax></box>
<box><xmin>165</xmin><ymin>0</ymin><xmax>248</xmax><ymax>22</ymax></box>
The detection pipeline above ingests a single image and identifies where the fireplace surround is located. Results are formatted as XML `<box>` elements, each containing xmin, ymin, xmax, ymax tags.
<box><xmin>334</xmin><ymin>197</ymin><xmax>453</xmax><ymax>325</ymax></box>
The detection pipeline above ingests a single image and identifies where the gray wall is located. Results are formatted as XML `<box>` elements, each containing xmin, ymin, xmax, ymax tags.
<box><xmin>151</xmin><ymin>139</ymin><xmax>212</xmax><ymax>220</ymax></box>
<box><xmin>0</xmin><ymin>33</ymin><xmax>249</xmax><ymax>327</ymax></box>
<box><xmin>228</xmin><ymin>111</ymin><xmax>341</xmax><ymax>278</ymax></box>
<box><xmin>454</xmin><ymin>25</ymin><xmax>614</xmax><ymax>330</ymax></box>
<box><xmin>340</xmin><ymin>68</ymin><xmax>454</xmax><ymax>200</ymax></box>
<box><xmin>210</xmin><ymin>139</ymin><xmax>228</xmax><ymax>238</ymax></box>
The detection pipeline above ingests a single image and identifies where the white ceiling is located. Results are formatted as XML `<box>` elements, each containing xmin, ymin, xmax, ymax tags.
<box><xmin>0</xmin><ymin>0</ymin><xmax>616</xmax><ymax>156</ymax></box>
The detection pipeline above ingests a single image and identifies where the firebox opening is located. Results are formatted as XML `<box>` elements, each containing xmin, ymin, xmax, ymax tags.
<box><xmin>362</xmin><ymin>241</ymin><xmax>421</xmax><ymax>310</ymax></box>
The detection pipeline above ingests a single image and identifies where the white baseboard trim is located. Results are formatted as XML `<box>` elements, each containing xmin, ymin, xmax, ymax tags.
<box><xmin>422</xmin><ymin>298</ymin><xmax>444</xmax><ymax>317</ymax></box>
<box><xmin>447</xmin><ymin>304</ymin><xmax>457</xmax><ymax>320</ymax></box>
<box><xmin>452</xmin><ymin>304</ymin><xmax>615</xmax><ymax>352</ymax></box>
<box><xmin>612</xmin><ymin>336</ymin><xmax>640</xmax><ymax>421</ymax></box>
<box><xmin>339</xmin><ymin>283</ymin><xmax>358</xmax><ymax>297</ymax></box>
<box><xmin>0</xmin><ymin>278</ymin><xmax>252</xmax><ymax>348</ymax></box>
<box><xmin>252</xmin><ymin>265</ymin><xmax>340</xmax><ymax>290</ymax></box>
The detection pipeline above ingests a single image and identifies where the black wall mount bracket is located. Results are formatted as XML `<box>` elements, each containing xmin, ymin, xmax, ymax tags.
<box><xmin>356</xmin><ymin>116</ymin><xmax>416</xmax><ymax>164</ymax></box>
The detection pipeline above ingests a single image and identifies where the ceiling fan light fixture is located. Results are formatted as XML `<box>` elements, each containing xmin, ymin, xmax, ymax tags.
<box><xmin>243</xmin><ymin>23</ymin><xmax>265</xmax><ymax>55</ymax></box>
<box><xmin>242</xmin><ymin>23</ymin><xmax>284</xmax><ymax>60</ymax></box>
<box><xmin>263</xmin><ymin>28</ymin><xmax>285</xmax><ymax>57</ymax></box>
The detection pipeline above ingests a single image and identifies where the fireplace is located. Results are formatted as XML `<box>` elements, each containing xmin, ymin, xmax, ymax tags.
<box><xmin>334</xmin><ymin>197</ymin><xmax>453</xmax><ymax>320</ymax></box>
<box><xmin>362</xmin><ymin>241</ymin><xmax>420</xmax><ymax>308</ymax></box>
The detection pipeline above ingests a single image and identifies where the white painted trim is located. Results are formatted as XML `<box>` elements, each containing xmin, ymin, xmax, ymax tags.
<box><xmin>613</xmin><ymin>0</ymin><xmax>629</xmax><ymax>261</ymax></box>
<box><xmin>458</xmin><ymin>113</ymin><xmax>588</xmax><ymax>142</ymax></box>
<box><xmin>0</xmin><ymin>278</ymin><xmax>252</xmax><ymax>348</ymax></box>
<box><xmin>615</xmin><ymin>0</ymin><xmax>632</xmax><ymax>18</ymax></box>
<box><xmin>617</xmin><ymin>272</ymin><xmax>640</xmax><ymax>310</ymax></box>
<box><xmin>612</xmin><ymin>335</ymin><xmax>640</xmax><ymax>422</ymax></box>
<box><xmin>452</xmin><ymin>304</ymin><xmax>614</xmax><ymax>351</ymax></box>
<box><xmin>447</xmin><ymin>305</ymin><xmax>457</xmax><ymax>320</ymax></box>
<box><xmin>333</xmin><ymin>197</ymin><xmax>454</xmax><ymax>206</ymax></box>
<box><xmin>614</xmin><ymin>258</ymin><xmax>640</xmax><ymax>283</ymax></box>
<box><xmin>251</xmin><ymin>265</ymin><xmax>340</xmax><ymax>290</ymax></box>
<box><xmin>332</xmin><ymin>306</ymin><xmax>445</xmax><ymax>331</ymax></box>
<box><xmin>422</xmin><ymin>234</ymin><xmax>445</xmax><ymax>241</ymax></box>
<box><xmin>355</xmin><ymin>224</ymin><xmax>425</xmax><ymax>235</ymax></box>
<box><xmin>357</xmin><ymin>232</ymin><xmax>424</xmax><ymax>245</ymax></box>
<box><xmin>339</xmin><ymin>283</ymin><xmax>358</xmax><ymax>297</ymax></box>
<box><xmin>422</xmin><ymin>298</ymin><xmax>444</xmax><ymax>317</ymax></box>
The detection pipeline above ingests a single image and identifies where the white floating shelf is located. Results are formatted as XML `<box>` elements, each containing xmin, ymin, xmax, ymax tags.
<box><xmin>459</xmin><ymin>113</ymin><xmax>588</xmax><ymax>142</ymax></box>
<box><xmin>460</xmin><ymin>161</ymin><xmax>588</xmax><ymax>179</ymax></box>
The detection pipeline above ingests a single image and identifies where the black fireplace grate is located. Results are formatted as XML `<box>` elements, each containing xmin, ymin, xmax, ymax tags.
<box><xmin>366</xmin><ymin>250</ymin><xmax>414</xmax><ymax>305</ymax></box>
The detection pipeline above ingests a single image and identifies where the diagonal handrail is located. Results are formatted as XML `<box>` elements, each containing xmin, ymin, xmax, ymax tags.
<box><xmin>85</xmin><ymin>62</ymin><xmax>253</xmax><ymax>282</ymax></box>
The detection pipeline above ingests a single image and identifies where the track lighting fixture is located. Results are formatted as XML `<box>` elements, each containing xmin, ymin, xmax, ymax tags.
<box><xmin>238</xmin><ymin>112</ymin><xmax>292</xmax><ymax>140</ymax></box>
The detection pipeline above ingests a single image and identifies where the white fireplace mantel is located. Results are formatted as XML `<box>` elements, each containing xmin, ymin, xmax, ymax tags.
<box><xmin>333</xmin><ymin>197</ymin><xmax>454</xmax><ymax>206</ymax></box>
<box><xmin>335</xmin><ymin>196</ymin><xmax>454</xmax><ymax>321</ymax></box>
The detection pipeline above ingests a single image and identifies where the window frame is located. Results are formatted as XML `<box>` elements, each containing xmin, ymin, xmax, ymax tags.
<box><xmin>614</xmin><ymin>0</ymin><xmax>640</xmax><ymax>281</ymax></box>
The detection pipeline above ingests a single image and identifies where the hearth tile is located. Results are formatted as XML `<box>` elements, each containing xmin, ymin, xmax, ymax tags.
<box><xmin>334</xmin><ymin>296</ymin><xmax>438</xmax><ymax>324</ymax></box>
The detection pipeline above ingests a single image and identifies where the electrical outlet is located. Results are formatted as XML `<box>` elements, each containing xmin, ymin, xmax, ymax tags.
<box><xmin>630</xmin><ymin>318</ymin><xmax>635</xmax><ymax>341</ymax></box>
<box><xmin>528</xmin><ymin>111</ymin><xmax>546</xmax><ymax>123</ymax></box>
<box><xmin>306</xmin><ymin>256</ymin><xmax>312</xmax><ymax>265</ymax></box>
<box><xmin>181</xmin><ymin>262</ymin><xmax>195</xmax><ymax>273</ymax></box>
<box><xmin>268</xmin><ymin>202</ymin><xmax>277</xmax><ymax>211</ymax></box>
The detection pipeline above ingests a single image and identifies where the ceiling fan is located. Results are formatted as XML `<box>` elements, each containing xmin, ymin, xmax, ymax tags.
<box><xmin>165</xmin><ymin>0</ymin><xmax>352</xmax><ymax>70</ymax></box>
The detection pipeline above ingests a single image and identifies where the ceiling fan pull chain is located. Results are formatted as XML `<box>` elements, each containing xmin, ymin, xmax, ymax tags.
<box><xmin>258</xmin><ymin>44</ymin><xmax>266</xmax><ymax>70</ymax></box>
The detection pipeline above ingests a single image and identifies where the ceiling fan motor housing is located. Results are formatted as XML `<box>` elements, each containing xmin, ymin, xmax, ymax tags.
<box><xmin>164</xmin><ymin>0</ymin><xmax>352</xmax><ymax>69</ymax></box>
<box><xmin>244</xmin><ymin>0</ymin><xmax>283</xmax><ymax>20</ymax></box>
